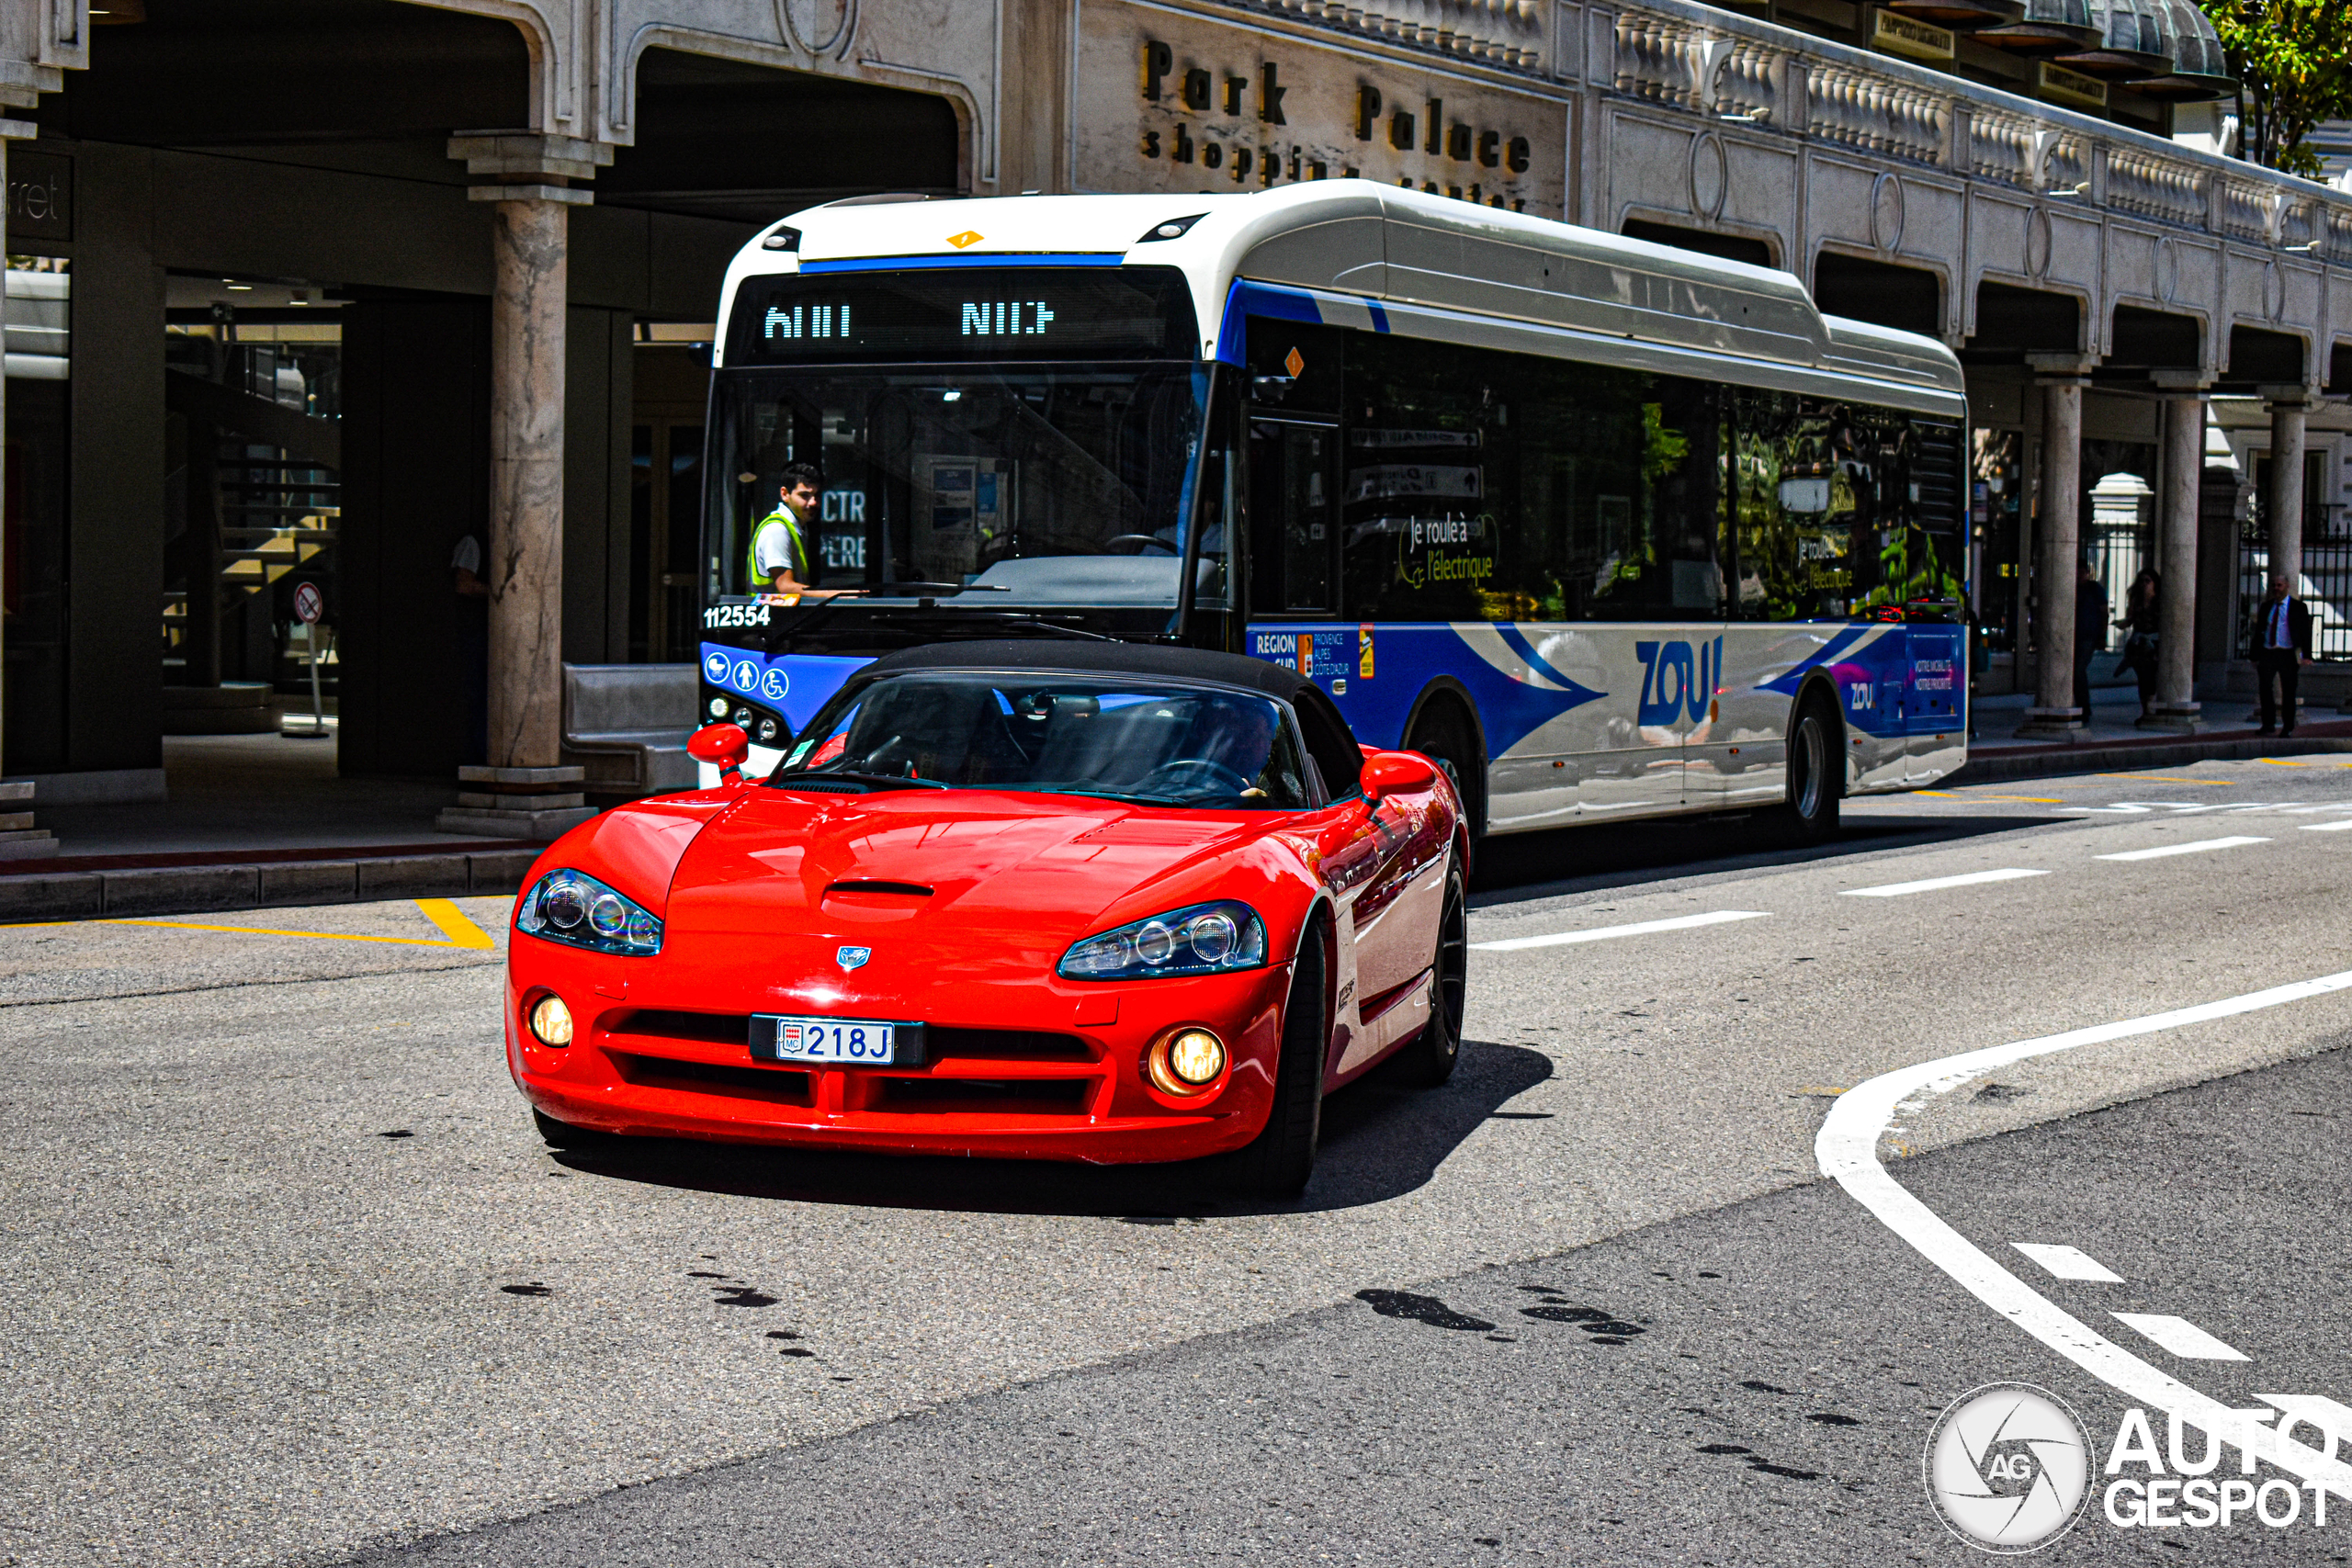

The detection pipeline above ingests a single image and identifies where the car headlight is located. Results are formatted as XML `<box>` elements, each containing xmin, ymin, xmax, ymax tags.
<box><xmin>1058</xmin><ymin>900</ymin><xmax>1266</xmax><ymax>981</ymax></box>
<box><xmin>516</xmin><ymin>869</ymin><xmax>663</xmax><ymax>955</ymax></box>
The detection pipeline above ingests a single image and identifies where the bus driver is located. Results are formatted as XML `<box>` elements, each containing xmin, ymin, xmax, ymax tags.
<box><xmin>748</xmin><ymin>462</ymin><xmax>839</xmax><ymax>599</ymax></box>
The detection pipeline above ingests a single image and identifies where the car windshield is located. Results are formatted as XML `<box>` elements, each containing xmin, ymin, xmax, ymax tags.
<box><xmin>770</xmin><ymin>673</ymin><xmax>1313</xmax><ymax>808</ymax></box>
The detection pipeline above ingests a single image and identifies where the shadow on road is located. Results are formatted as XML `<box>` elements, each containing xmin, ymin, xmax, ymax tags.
<box><xmin>550</xmin><ymin>1041</ymin><xmax>1555</xmax><ymax>1219</ymax></box>
<box><xmin>1470</xmin><ymin>810</ymin><xmax>2041</xmax><ymax>906</ymax></box>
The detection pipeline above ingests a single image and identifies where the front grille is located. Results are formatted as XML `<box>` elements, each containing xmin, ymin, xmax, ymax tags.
<box><xmin>613</xmin><ymin>1009</ymin><xmax>750</xmax><ymax>1047</ymax></box>
<box><xmin>612</xmin><ymin>1052</ymin><xmax>813</xmax><ymax>1105</ymax></box>
<box><xmin>870</xmin><ymin>1077</ymin><xmax>1092</xmax><ymax>1116</ymax></box>
<box><xmin>929</xmin><ymin>1027</ymin><xmax>1093</xmax><ymax>1063</ymax></box>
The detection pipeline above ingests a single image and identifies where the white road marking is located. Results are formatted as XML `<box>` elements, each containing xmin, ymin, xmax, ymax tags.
<box><xmin>2096</xmin><ymin>836</ymin><xmax>2271</xmax><ymax>861</ymax></box>
<box><xmin>2301</xmin><ymin>819</ymin><xmax>2352</xmax><ymax>832</ymax></box>
<box><xmin>2010</xmin><ymin>1242</ymin><xmax>2124</xmax><ymax>1282</ymax></box>
<box><xmin>2113</xmin><ymin>1312</ymin><xmax>2251</xmax><ymax>1361</ymax></box>
<box><xmin>1816</xmin><ymin>966</ymin><xmax>2352</xmax><ymax>1499</ymax></box>
<box><xmin>1841</xmin><ymin>869</ymin><xmax>2049</xmax><ymax>898</ymax></box>
<box><xmin>1470</xmin><ymin>909</ymin><xmax>1769</xmax><ymax>953</ymax></box>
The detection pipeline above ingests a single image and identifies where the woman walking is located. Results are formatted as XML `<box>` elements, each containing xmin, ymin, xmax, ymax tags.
<box><xmin>2120</xmin><ymin>567</ymin><xmax>2161</xmax><ymax>718</ymax></box>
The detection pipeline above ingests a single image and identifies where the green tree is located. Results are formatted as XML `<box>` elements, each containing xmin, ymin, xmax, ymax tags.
<box><xmin>2199</xmin><ymin>0</ymin><xmax>2352</xmax><ymax>176</ymax></box>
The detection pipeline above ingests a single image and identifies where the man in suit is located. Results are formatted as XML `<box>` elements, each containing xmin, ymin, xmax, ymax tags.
<box><xmin>2252</xmin><ymin>572</ymin><xmax>2313</xmax><ymax>736</ymax></box>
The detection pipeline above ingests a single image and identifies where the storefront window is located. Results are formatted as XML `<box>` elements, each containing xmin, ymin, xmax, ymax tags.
<box><xmin>4</xmin><ymin>256</ymin><xmax>70</xmax><ymax>771</ymax></box>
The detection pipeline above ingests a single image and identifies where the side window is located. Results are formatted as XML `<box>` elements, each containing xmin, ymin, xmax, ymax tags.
<box><xmin>1340</xmin><ymin>333</ymin><xmax>1723</xmax><ymax>622</ymax></box>
<box><xmin>1726</xmin><ymin>395</ymin><xmax>1966</xmax><ymax>619</ymax></box>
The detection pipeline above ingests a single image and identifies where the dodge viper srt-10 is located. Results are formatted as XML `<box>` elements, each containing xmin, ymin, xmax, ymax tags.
<box><xmin>504</xmin><ymin>639</ymin><xmax>1467</xmax><ymax>1196</ymax></box>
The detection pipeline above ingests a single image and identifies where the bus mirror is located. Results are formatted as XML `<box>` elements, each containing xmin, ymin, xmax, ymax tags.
<box><xmin>688</xmin><ymin>723</ymin><xmax>752</xmax><ymax>783</ymax></box>
<box><xmin>1362</xmin><ymin>750</ymin><xmax>1437</xmax><ymax>800</ymax></box>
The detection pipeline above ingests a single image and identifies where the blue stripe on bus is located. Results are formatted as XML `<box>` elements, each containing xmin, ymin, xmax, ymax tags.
<box><xmin>797</xmin><ymin>254</ymin><xmax>1126</xmax><ymax>274</ymax></box>
<box><xmin>1217</xmin><ymin>281</ymin><xmax>1326</xmax><ymax>364</ymax></box>
<box><xmin>1367</xmin><ymin>302</ymin><xmax>1390</xmax><ymax>333</ymax></box>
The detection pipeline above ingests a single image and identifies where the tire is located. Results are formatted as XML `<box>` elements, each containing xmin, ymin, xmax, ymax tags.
<box><xmin>1404</xmin><ymin>700</ymin><xmax>1486</xmax><ymax>849</ymax></box>
<box><xmin>1781</xmin><ymin>693</ymin><xmax>1842</xmax><ymax>842</ymax></box>
<box><xmin>533</xmin><ymin>1108</ymin><xmax>615</xmax><ymax>1150</ymax></box>
<box><xmin>1393</xmin><ymin>863</ymin><xmax>1466</xmax><ymax>1088</ymax></box>
<box><xmin>1230</xmin><ymin>923</ymin><xmax>1329</xmax><ymax>1199</ymax></box>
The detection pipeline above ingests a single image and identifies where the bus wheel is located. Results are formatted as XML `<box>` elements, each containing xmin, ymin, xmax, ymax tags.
<box><xmin>1782</xmin><ymin>694</ymin><xmax>1841</xmax><ymax>841</ymax></box>
<box><xmin>1405</xmin><ymin>702</ymin><xmax>1485</xmax><ymax>845</ymax></box>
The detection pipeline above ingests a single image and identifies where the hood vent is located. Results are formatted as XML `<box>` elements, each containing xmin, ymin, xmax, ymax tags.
<box><xmin>824</xmin><ymin>880</ymin><xmax>934</xmax><ymax>897</ymax></box>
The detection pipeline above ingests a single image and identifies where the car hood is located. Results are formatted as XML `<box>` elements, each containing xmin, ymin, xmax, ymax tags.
<box><xmin>663</xmin><ymin>788</ymin><xmax>1276</xmax><ymax>944</ymax></box>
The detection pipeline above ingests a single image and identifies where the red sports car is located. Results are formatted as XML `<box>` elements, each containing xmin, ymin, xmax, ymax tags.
<box><xmin>504</xmin><ymin>641</ymin><xmax>1467</xmax><ymax>1195</ymax></box>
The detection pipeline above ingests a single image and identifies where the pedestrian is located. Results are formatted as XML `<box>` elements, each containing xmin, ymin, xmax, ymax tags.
<box><xmin>2251</xmin><ymin>571</ymin><xmax>2313</xmax><ymax>736</ymax></box>
<box><xmin>450</xmin><ymin>530</ymin><xmax>490</xmax><ymax>765</ymax></box>
<box><xmin>2073</xmin><ymin>561</ymin><xmax>2107</xmax><ymax>725</ymax></box>
<box><xmin>2120</xmin><ymin>567</ymin><xmax>2159</xmax><ymax>719</ymax></box>
<box><xmin>746</xmin><ymin>461</ymin><xmax>838</xmax><ymax>599</ymax></box>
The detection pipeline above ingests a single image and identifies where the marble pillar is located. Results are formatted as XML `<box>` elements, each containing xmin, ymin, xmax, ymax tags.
<box><xmin>487</xmin><ymin>194</ymin><xmax>568</xmax><ymax>771</ymax></box>
<box><xmin>2267</xmin><ymin>395</ymin><xmax>2307</xmax><ymax>594</ymax></box>
<box><xmin>2018</xmin><ymin>371</ymin><xmax>2086</xmax><ymax>737</ymax></box>
<box><xmin>2143</xmin><ymin>390</ymin><xmax>2205</xmax><ymax>731</ymax></box>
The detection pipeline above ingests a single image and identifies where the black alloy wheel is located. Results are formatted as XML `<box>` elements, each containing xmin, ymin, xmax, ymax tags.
<box><xmin>1396</xmin><ymin>863</ymin><xmax>1466</xmax><ymax>1088</ymax></box>
<box><xmin>1228</xmin><ymin>922</ymin><xmax>1329</xmax><ymax>1199</ymax></box>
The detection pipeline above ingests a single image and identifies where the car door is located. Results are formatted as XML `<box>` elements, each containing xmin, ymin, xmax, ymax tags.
<box><xmin>1329</xmin><ymin>765</ymin><xmax>1448</xmax><ymax>1074</ymax></box>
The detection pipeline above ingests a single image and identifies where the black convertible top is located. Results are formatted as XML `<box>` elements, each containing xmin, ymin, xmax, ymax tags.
<box><xmin>859</xmin><ymin>639</ymin><xmax>1364</xmax><ymax>796</ymax></box>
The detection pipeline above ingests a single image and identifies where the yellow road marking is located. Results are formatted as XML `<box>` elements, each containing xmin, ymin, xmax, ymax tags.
<box><xmin>2095</xmin><ymin>774</ymin><xmax>2231</xmax><ymax>785</ymax></box>
<box><xmin>1981</xmin><ymin>795</ymin><xmax>2066</xmax><ymax>804</ymax></box>
<box><xmin>1</xmin><ymin>898</ymin><xmax>500</xmax><ymax>949</ymax></box>
<box><xmin>418</xmin><ymin>898</ymin><xmax>498</xmax><ymax>949</ymax></box>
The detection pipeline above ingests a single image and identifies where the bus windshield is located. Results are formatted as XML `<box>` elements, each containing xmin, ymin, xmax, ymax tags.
<box><xmin>706</xmin><ymin>265</ymin><xmax>1216</xmax><ymax>612</ymax></box>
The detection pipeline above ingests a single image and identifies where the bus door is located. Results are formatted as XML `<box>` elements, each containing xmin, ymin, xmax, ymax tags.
<box><xmin>1906</xmin><ymin>623</ymin><xmax>1965</xmax><ymax>782</ymax></box>
<box><xmin>1248</xmin><ymin>419</ymin><xmax>1339</xmax><ymax>615</ymax></box>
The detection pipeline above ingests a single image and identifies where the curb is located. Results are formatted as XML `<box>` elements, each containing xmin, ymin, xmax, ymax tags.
<box><xmin>0</xmin><ymin>848</ymin><xmax>542</xmax><ymax>924</ymax></box>
<box><xmin>1947</xmin><ymin>734</ymin><xmax>2352</xmax><ymax>785</ymax></box>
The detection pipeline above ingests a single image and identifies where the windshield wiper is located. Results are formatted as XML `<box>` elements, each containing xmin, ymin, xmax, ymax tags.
<box><xmin>772</xmin><ymin>770</ymin><xmax>950</xmax><ymax>792</ymax></box>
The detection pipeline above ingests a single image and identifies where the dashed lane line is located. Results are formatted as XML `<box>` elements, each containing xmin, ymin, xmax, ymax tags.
<box><xmin>0</xmin><ymin>898</ymin><xmax>499</xmax><ymax>950</ymax></box>
<box><xmin>2011</xmin><ymin>1243</ymin><xmax>2125</xmax><ymax>1283</ymax></box>
<box><xmin>1817</xmin><ymin>967</ymin><xmax>2352</xmax><ymax>1499</ymax></box>
<box><xmin>2113</xmin><ymin>1313</ymin><xmax>2252</xmax><ymax>1362</ymax></box>
<box><xmin>1840</xmin><ymin>869</ymin><xmax>2049</xmax><ymax>898</ymax></box>
<box><xmin>2096</xmin><ymin>837</ymin><xmax>2271</xmax><ymax>862</ymax></box>
<box><xmin>2302</xmin><ymin>819</ymin><xmax>2352</xmax><ymax>832</ymax></box>
<box><xmin>1470</xmin><ymin>909</ymin><xmax>1770</xmax><ymax>953</ymax></box>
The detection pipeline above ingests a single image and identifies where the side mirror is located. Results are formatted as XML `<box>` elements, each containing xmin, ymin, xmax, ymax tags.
<box><xmin>687</xmin><ymin>722</ymin><xmax>752</xmax><ymax>784</ymax></box>
<box><xmin>1361</xmin><ymin>750</ymin><xmax>1437</xmax><ymax>800</ymax></box>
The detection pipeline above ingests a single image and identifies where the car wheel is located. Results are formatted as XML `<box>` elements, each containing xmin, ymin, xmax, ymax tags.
<box><xmin>1781</xmin><ymin>693</ymin><xmax>1842</xmax><ymax>842</ymax></box>
<box><xmin>1394</xmin><ymin>863</ymin><xmax>1466</xmax><ymax>1088</ymax></box>
<box><xmin>533</xmin><ymin>1108</ymin><xmax>614</xmax><ymax>1150</ymax></box>
<box><xmin>1230</xmin><ymin>922</ymin><xmax>1328</xmax><ymax>1200</ymax></box>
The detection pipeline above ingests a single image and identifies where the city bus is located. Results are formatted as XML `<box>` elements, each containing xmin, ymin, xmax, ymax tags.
<box><xmin>693</xmin><ymin>182</ymin><xmax>1968</xmax><ymax>840</ymax></box>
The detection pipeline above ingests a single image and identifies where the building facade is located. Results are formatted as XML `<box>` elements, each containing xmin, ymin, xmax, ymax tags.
<box><xmin>0</xmin><ymin>0</ymin><xmax>2343</xmax><ymax>803</ymax></box>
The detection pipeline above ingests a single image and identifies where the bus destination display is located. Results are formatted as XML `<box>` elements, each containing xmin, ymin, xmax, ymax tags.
<box><xmin>727</xmin><ymin>268</ymin><xmax>1197</xmax><ymax>364</ymax></box>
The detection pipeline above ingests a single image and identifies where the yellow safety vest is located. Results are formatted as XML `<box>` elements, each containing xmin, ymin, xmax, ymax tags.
<box><xmin>747</xmin><ymin>505</ymin><xmax>808</xmax><ymax>590</ymax></box>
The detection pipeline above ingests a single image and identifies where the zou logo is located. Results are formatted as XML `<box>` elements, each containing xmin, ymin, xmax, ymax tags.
<box><xmin>1634</xmin><ymin>637</ymin><xmax>1724</xmax><ymax>727</ymax></box>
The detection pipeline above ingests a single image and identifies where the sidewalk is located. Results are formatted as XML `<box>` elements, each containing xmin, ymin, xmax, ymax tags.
<box><xmin>0</xmin><ymin>732</ymin><xmax>540</xmax><ymax>923</ymax></box>
<box><xmin>1952</xmin><ymin>685</ymin><xmax>2352</xmax><ymax>784</ymax></box>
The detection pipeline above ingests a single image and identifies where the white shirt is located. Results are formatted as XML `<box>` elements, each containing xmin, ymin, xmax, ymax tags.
<box><xmin>451</xmin><ymin>536</ymin><xmax>482</xmax><ymax>576</ymax></box>
<box><xmin>2268</xmin><ymin>598</ymin><xmax>2293</xmax><ymax>649</ymax></box>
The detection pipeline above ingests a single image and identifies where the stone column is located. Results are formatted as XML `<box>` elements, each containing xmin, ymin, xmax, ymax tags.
<box><xmin>436</xmin><ymin>133</ymin><xmax>609</xmax><ymax>842</ymax></box>
<box><xmin>2259</xmin><ymin>385</ymin><xmax>2309</xmax><ymax>593</ymax></box>
<box><xmin>2018</xmin><ymin>357</ymin><xmax>2092</xmax><ymax>738</ymax></box>
<box><xmin>2142</xmin><ymin>381</ymin><xmax>2207</xmax><ymax>732</ymax></box>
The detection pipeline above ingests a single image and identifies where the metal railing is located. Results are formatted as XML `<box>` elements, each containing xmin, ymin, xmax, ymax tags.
<box><xmin>2238</xmin><ymin>534</ymin><xmax>2352</xmax><ymax>659</ymax></box>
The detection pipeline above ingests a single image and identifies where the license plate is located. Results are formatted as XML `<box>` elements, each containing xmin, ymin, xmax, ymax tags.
<box><xmin>750</xmin><ymin>1014</ymin><xmax>922</xmax><ymax>1066</ymax></box>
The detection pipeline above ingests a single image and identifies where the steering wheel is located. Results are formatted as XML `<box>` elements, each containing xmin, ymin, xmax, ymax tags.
<box><xmin>1102</xmin><ymin>534</ymin><xmax>1179</xmax><ymax>556</ymax></box>
<box><xmin>1139</xmin><ymin>758</ymin><xmax>1254</xmax><ymax>797</ymax></box>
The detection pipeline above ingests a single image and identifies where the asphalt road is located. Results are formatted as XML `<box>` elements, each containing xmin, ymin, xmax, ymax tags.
<box><xmin>5</xmin><ymin>756</ymin><xmax>2351</xmax><ymax>1566</ymax></box>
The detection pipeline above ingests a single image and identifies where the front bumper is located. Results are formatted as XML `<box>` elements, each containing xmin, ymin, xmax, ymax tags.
<box><xmin>505</xmin><ymin>941</ymin><xmax>1292</xmax><ymax>1164</ymax></box>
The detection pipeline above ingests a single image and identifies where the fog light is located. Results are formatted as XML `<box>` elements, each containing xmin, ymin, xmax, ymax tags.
<box><xmin>1149</xmin><ymin>1027</ymin><xmax>1227</xmax><ymax>1095</ymax></box>
<box><xmin>529</xmin><ymin>994</ymin><xmax>574</xmax><ymax>1047</ymax></box>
